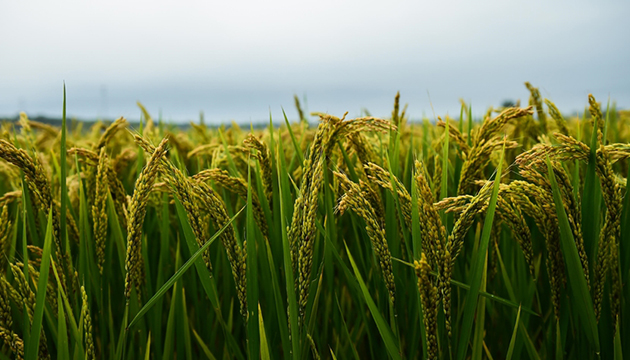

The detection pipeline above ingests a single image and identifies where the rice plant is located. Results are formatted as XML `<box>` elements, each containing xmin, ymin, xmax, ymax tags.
<box><xmin>0</xmin><ymin>83</ymin><xmax>628</xmax><ymax>359</ymax></box>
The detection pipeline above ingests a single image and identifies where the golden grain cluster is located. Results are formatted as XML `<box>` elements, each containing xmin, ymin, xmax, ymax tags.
<box><xmin>0</xmin><ymin>84</ymin><xmax>628</xmax><ymax>359</ymax></box>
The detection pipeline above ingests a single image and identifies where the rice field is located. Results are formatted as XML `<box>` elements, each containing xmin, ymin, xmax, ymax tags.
<box><xmin>0</xmin><ymin>83</ymin><xmax>629</xmax><ymax>359</ymax></box>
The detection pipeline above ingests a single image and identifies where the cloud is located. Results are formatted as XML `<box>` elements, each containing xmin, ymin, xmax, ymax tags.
<box><xmin>1</xmin><ymin>0</ymin><xmax>628</xmax><ymax>121</ymax></box>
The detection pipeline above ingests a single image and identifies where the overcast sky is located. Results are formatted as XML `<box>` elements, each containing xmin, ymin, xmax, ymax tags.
<box><xmin>1</xmin><ymin>0</ymin><xmax>628</xmax><ymax>123</ymax></box>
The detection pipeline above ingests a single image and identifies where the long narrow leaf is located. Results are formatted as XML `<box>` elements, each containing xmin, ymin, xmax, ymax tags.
<box><xmin>456</xmin><ymin>141</ymin><xmax>505</xmax><ymax>360</ymax></box>
<box><xmin>441</xmin><ymin>117</ymin><xmax>450</xmax><ymax>202</ymax></box>
<box><xmin>345</xmin><ymin>243</ymin><xmax>401</xmax><ymax>360</ymax></box>
<box><xmin>25</xmin><ymin>208</ymin><xmax>54</xmax><ymax>360</ymax></box>
<box><xmin>175</xmin><ymin>198</ymin><xmax>245</xmax><ymax>360</ymax></box>
<box><xmin>546</xmin><ymin>155</ymin><xmax>600</xmax><ymax>353</ymax></box>
<box><xmin>583</xmin><ymin>119</ymin><xmax>602</xmax><ymax>267</ymax></box>
<box><xmin>614</xmin><ymin>317</ymin><xmax>623</xmax><ymax>360</ymax></box>
<box><xmin>57</xmin><ymin>288</ymin><xmax>69</xmax><ymax>359</ymax></box>
<box><xmin>60</xmin><ymin>83</ymin><xmax>68</xmax><ymax>264</ymax></box>
<box><xmin>192</xmin><ymin>327</ymin><xmax>217</xmax><ymax>360</ymax></box>
<box><xmin>506</xmin><ymin>306</ymin><xmax>522</xmax><ymax>360</ymax></box>
<box><xmin>471</xmin><ymin>252</ymin><xmax>488</xmax><ymax>360</ymax></box>
<box><xmin>246</xmin><ymin>162</ymin><xmax>260</xmax><ymax>359</ymax></box>
<box><xmin>127</xmin><ymin>206</ymin><xmax>245</xmax><ymax>329</ymax></box>
<box><xmin>282</xmin><ymin>108</ymin><xmax>304</xmax><ymax>166</ymax></box>
<box><xmin>259</xmin><ymin>303</ymin><xmax>271</xmax><ymax>360</ymax></box>
<box><xmin>50</xmin><ymin>258</ymin><xmax>86</xmax><ymax>359</ymax></box>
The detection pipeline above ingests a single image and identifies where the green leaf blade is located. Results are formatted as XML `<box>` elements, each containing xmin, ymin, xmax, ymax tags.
<box><xmin>246</xmin><ymin>163</ymin><xmax>260</xmax><ymax>360</ymax></box>
<box><xmin>345</xmin><ymin>243</ymin><xmax>401</xmax><ymax>360</ymax></box>
<box><xmin>546</xmin><ymin>156</ymin><xmax>600</xmax><ymax>354</ymax></box>
<box><xmin>456</xmin><ymin>141</ymin><xmax>505</xmax><ymax>360</ymax></box>
<box><xmin>128</xmin><ymin>205</ymin><xmax>245</xmax><ymax>329</ymax></box>
<box><xmin>25</xmin><ymin>208</ymin><xmax>54</xmax><ymax>360</ymax></box>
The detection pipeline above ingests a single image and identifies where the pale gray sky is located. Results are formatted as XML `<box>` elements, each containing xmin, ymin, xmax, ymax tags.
<box><xmin>1</xmin><ymin>0</ymin><xmax>628</xmax><ymax>123</ymax></box>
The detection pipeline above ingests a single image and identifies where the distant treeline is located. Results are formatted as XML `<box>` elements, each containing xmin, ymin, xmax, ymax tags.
<box><xmin>0</xmin><ymin>115</ymin><xmax>187</xmax><ymax>130</ymax></box>
<box><xmin>0</xmin><ymin>115</ymin><xmax>273</xmax><ymax>131</ymax></box>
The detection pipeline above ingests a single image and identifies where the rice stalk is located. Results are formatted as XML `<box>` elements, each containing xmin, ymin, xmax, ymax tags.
<box><xmin>457</xmin><ymin>107</ymin><xmax>528</xmax><ymax>195</ymax></box>
<box><xmin>134</xmin><ymin>133</ymin><xmax>248</xmax><ymax>317</ymax></box>
<box><xmin>292</xmin><ymin>114</ymin><xmax>393</xmax><ymax>321</ymax></box>
<box><xmin>92</xmin><ymin>148</ymin><xmax>109</xmax><ymax>274</ymax></box>
<box><xmin>81</xmin><ymin>286</ymin><xmax>95</xmax><ymax>359</ymax></box>
<box><xmin>0</xmin><ymin>206</ymin><xmax>12</xmax><ymax>270</ymax></box>
<box><xmin>335</xmin><ymin>172</ymin><xmax>396</xmax><ymax>304</ymax></box>
<box><xmin>194</xmin><ymin>168</ymin><xmax>268</xmax><ymax>239</ymax></box>
<box><xmin>415</xmin><ymin>253</ymin><xmax>439</xmax><ymax>360</ymax></box>
<box><xmin>437</xmin><ymin>119</ymin><xmax>470</xmax><ymax>155</ymax></box>
<box><xmin>124</xmin><ymin>136</ymin><xmax>168</xmax><ymax>300</ymax></box>
<box><xmin>364</xmin><ymin>162</ymin><xmax>412</xmax><ymax>228</ymax></box>
<box><xmin>525</xmin><ymin>82</ymin><xmax>548</xmax><ymax>134</ymax></box>
<box><xmin>0</xmin><ymin>140</ymin><xmax>70</xmax><ymax>291</ymax></box>
<box><xmin>243</xmin><ymin>134</ymin><xmax>273</xmax><ymax>204</ymax></box>
<box><xmin>544</xmin><ymin>99</ymin><xmax>569</xmax><ymax>136</ymax></box>
<box><xmin>9</xmin><ymin>263</ymin><xmax>50</xmax><ymax>359</ymax></box>
<box><xmin>94</xmin><ymin>117</ymin><xmax>127</xmax><ymax>150</ymax></box>
<box><xmin>193</xmin><ymin>180</ymin><xmax>247</xmax><ymax>318</ymax></box>
<box><xmin>0</xmin><ymin>326</ymin><xmax>23</xmax><ymax>360</ymax></box>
